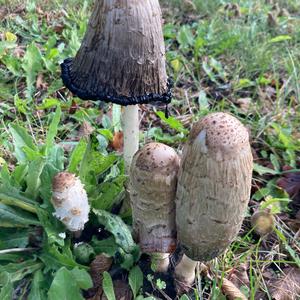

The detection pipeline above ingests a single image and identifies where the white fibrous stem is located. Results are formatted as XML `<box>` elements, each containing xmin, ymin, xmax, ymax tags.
<box><xmin>174</xmin><ymin>254</ymin><xmax>198</xmax><ymax>289</ymax></box>
<box><xmin>123</xmin><ymin>105</ymin><xmax>139</xmax><ymax>174</ymax></box>
<box><xmin>150</xmin><ymin>253</ymin><xmax>170</xmax><ymax>273</ymax></box>
<box><xmin>52</xmin><ymin>172</ymin><xmax>90</xmax><ymax>232</ymax></box>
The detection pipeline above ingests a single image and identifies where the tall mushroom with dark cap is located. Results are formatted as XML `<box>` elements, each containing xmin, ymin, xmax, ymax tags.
<box><xmin>61</xmin><ymin>0</ymin><xmax>172</xmax><ymax>171</ymax></box>
<box><xmin>174</xmin><ymin>112</ymin><xmax>253</xmax><ymax>291</ymax></box>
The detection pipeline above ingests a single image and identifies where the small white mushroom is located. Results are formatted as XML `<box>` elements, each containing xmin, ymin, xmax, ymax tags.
<box><xmin>175</xmin><ymin>112</ymin><xmax>253</xmax><ymax>291</ymax></box>
<box><xmin>52</xmin><ymin>172</ymin><xmax>90</xmax><ymax>232</ymax></box>
<box><xmin>130</xmin><ymin>142</ymin><xmax>180</xmax><ymax>272</ymax></box>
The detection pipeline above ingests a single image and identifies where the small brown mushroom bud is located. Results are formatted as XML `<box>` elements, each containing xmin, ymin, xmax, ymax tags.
<box><xmin>175</xmin><ymin>112</ymin><xmax>253</xmax><ymax>291</ymax></box>
<box><xmin>251</xmin><ymin>210</ymin><xmax>274</xmax><ymax>236</ymax></box>
<box><xmin>130</xmin><ymin>142</ymin><xmax>180</xmax><ymax>272</ymax></box>
<box><xmin>52</xmin><ymin>172</ymin><xmax>90</xmax><ymax>232</ymax></box>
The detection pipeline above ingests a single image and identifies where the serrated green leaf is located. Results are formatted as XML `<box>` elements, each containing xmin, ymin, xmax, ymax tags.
<box><xmin>0</xmin><ymin>260</ymin><xmax>42</xmax><ymax>285</ymax></box>
<box><xmin>91</xmin><ymin>236</ymin><xmax>118</xmax><ymax>257</ymax></box>
<box><xmin>36</xmin><ymin>98</ymin><xmax>60</xmax><ymax>110</ymax></box>
<box><xmin>79</xmin><ymin>140</ymin><xmax>117</xmax><ymax>185</ymax></box>
<box><xmin>22</xmin><ymin>43</ymin><xmax>43</xmax><ymax>97</ymax></box>
<box><xmin>48</xmin><ymin>267</ymin><xmax>84</xmax><ymax>300</ymax></box>
<box><xmin>0</xmin><ymin>186</ymin><xmax>37</xmax><ymax>213</ymax></box>
<box><xmin>25</xmin><ymin>158</ymin><xmax>45</xmax><ymax>199</ymax></box>
<box><xmin>46</xmin><ymin>106</ymin><xmax>61</xmax><ymax>153</ymax></box>
<box><xmin>129</xmin><ymin>265</ymin><xmax>143</xmax><ymax>299</ymax></box>
<box><xmin>156</xmin><ymin>111</ymin><xmax>188</xmax><ymax>134</ymax></box>
<box><xmin>253</xmin><ymin>163</ymin><xmax>279</xmax><ymax>175</ymax></box>
<box><xmin>0</xmin><ymin>272</ymin><xmax>13</xmax><ymax>300</ymax></box>
<box><xmin>47</xmin><ymin>144</ymin><xmax>65</xmax><ymax>171</ymax></box>
<box><xmin>39</xmin><ymin>162</ymin><xmax>60</xmax><ymax>203</ymax></box>
<box><xmin>0</xmin><ymin>203</ymin><xmax>39</xmax><ymax>227</ymax></box>
<box><xmin>93</xmin><ymin>209</ymin><xmax>137</xmax><ymax>255</ymax></box>
<box><xmin>91</xmin><ymin>175</ymin><xmax>126</xmax><ymax>211</ymax></box>
<box><xmin>0</xmin><ymin>228</ymin><xmax>29</xmax><ymax>250</ymax></box>
<box><xmin>70</xmin><ymin>267</ymin><xmax>93</xmax><ymax>290</ymax></box>
<box><xmin>36</xmin><ymin>207</ymin><xmax>65</xmax><ymax>246</ymax></box>
<box><xmin>9</xmin><ymin>124</ymin><xmax>37</xmax><ymax>164</ymax></box>
<box><xmin>12</xmin><ymin>164</ymin><xmax>28</xmax><ymax>186</ymax></box>
<box><xmin>102</xmin><ymin>271</ymin><xmax>116</xmax><ymax>300</ymax></box>
<box><xmin>68</xmin><ymin>138</ymin><xmax>88</xmax><ymax>174</ymax></box>
<box><xmin>177</xmin><ymin>25</ymin><xmax>194</xmax><ymax>48</ymax></box>
<box><xmin>28</xmin><ymin>270</ymin><xmax>47</xmax><ymax>300</ymax></box>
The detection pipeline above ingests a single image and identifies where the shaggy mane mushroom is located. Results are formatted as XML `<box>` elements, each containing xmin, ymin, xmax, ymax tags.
<box><xmin>130</xmin><ymin>142</ymin><xmax>180</xmax><ymax>272</ymax></box>
<box><xmin>175</xmin><ymin>112</ymin><xmax>253</xmax><ymax>291</ymax></box>
<box><xmin>61</xmin><ymin>0</ymin><xmax>172</xmax><ymax>171</ymax></box>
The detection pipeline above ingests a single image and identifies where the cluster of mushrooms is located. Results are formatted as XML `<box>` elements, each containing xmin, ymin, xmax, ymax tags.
<box><xmin>130</xmin><ymin>112</ymin><xmax>253</xmax><ymax>291</ymax></box>
<box><xmin>51</xmin><ymin>112</ymin><xmax>253</xmax><ymax>293</ymax></box>
<box><xmin>53</xmin><ymin>0</ymin><xmax>254</xmax><ymax>294</ymax></box>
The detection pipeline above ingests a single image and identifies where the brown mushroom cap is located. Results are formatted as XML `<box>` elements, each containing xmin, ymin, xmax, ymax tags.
<box><xmin>130</xmin><ymin>142</ymin><xmax>180</xmax><ymax>253</ymax></box>
<box><xmin>176</xmin><ymin>113</ymin><xmax>253</xmax><ymax>261</ymax></box>
<box><xmin>61</xmin><ymin>0</ymin><xmax>171</xmax><ymax>105</ymax></box>
<box><xmin>52</xmin><ymin>172</ymin><xmax>76</xmax><ymax>192</ymax></box>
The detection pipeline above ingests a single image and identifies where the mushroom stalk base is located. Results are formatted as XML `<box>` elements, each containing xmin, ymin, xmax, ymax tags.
<box><xmin>150</xmin><ymin>253</ymin><xmax>170</xmax><ymax>273</ymax></box>
<box><xmin>174</xmin><ymin>254</ymin><xmax>198</xmax><ymax>292</ymax></box>
<box><xmin>123</xmin><ymin>105</ymin><xmax>139</xmax><ymax>174</ymax></box>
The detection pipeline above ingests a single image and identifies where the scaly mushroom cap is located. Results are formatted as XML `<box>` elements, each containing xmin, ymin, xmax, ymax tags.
<box><xmin>130</xmin><ymin>142</ymin><xmax>180</xmax><ymax>253</ymax></box>
<box><xmin>61</xmin><ymin>0</ymin><xmax>171</xmax><ymax>105</ymax></box>
<box><xmin>52</xmin><ymin>172</ymin><xmax>90</xmax><ymax>231</ymax></box>
<box><xmin>176</xmin><ymin>112</ymin><xmax>253</xmax><ymax>261</ymax></box>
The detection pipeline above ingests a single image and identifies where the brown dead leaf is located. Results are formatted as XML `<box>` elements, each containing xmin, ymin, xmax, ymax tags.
<box><xmin>111</xmin><ymin>131</ymin><xmax>124</xmax><ymax>152</ymax></box>
<box><xmin>78</xmin><ymin>121</ymin><xmax>94</xmax><ymax>139</ymax></box>
<box><xmin>36</xmin><ymin>74</ymin><xmax>48</xmax><ymax>90</ymax></box>
<box><xmin>269</xmin><ymin>267</ymin><xmax>300</xmax><ymax>300</ymax></box>
<box><xmin>53</xmin><ymin>23</ymin><xmax>65</xmax><ymax>34</ymax></box>
<box><xmin>236</xmin><ymin>98</ymin><xmax>252</xmax><ymax>113</ymax></box>
<box><xmin>277</xmin><ymin>167</ymin><xmax>300</xmax><ymax>217</ymax></box>
<box><xmin>220</xmin><ymin>277</ymin><xmax>247</xmax><ymax>300</ymax></box>
<box><xmin>13</xmin><ymin>46</ymin><xmax>25</xmax><ymax>58</ymax></box>
<box><xmin>90</xmin><ymin>254</ymin><xmax>113</xmax><ymax>289</ymax></box>
<box><xmin>228</xmin><ymin>263</ymin><xmax>250</xmax><ymax>290</ymax></box>
<box><xmin>69</xmin><ymin>100</ymin><xmax>79</xmax><ymax>114</ymax></box>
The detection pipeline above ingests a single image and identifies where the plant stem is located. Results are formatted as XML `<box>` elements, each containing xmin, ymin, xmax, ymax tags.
<box><xmin>174</xmin><ymin>254</ymin><xmax>198</xmax><ymax>291</ymax></box>
<box><xmin>123</xmin><ymin>105</ymin><xmax>139</xmax><ymax>174</ymax></box>
<box><xmin>0</xmin><ymin>248</ymin><xmax>37</xmax><ymax>254</ymax></box>
<box><xmin>151</xmin><ymin>253</ymin><xmax>170</xmax><ymax>272</ymax></box>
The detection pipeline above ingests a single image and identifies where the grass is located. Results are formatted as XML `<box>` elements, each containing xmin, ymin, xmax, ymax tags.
<box><xmin>0</xmin><ymin>0</ymin><xmax>300</xmax><ymax>299</ymax></box>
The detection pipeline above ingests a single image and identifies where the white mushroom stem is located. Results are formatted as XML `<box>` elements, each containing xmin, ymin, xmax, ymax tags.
<box><xmin>123</xmin><ymin>105</ymin><xmax>139</xmax><ymax>174</ymax></box>
<box><xmin>150</xmin><ymin>253</ymin><xmax>170</xmax><ymax>273</ymax></box>
<box><xmin>174</xmin><ymin>254</ymin><xmax>198</xmax><ymax>289</ymax></box>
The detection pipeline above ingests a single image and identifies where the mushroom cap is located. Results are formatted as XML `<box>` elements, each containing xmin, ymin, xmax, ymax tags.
<box><xmin>130</xmin><ymin>142</ymin><xmax>180</xmax><ymax>253</ymax></box>
<box><xmin>176</xmin><ymin>113</ymin><xmax>253</xmax><ymax>261</ymax></box>
<box><xmin>61</xmin><ymin>0</ymin><xmax>172</xmax><ymax>105</ymax></box>
<box><xmin>52</xmin><ymin>172</ymin><xmax>76</xmax><ymax>192</ymax></box>
<box><xmin>189</xmin><ymin>112</ymin><xmax>250</xmax><ymax>160</ymax></box>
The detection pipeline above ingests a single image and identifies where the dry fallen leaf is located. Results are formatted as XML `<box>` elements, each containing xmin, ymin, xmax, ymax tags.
<box><xmin>111</xmin><ymin>131</ymin><xmax>124</xmax><ymax>152</ymax></box>
<box><xmin>89</xmin><ymin>254</ymin><xmax>113</xmax><ymax>289</ymax></box>
<box><xmin>277</xmin><ymin>167</ymin><xmax>300</xmax><ymax>217</ymax></box>
<box><xmin>36</xmin><ymin>73</ymin><xmax>48</xmax><ymax>90</ymax></box>
<box><xmin>236</xmin><ymin>98</ymin><xmax>252</xmax><ymax>113</ymax></box>
<box><xmin>269</xmin><ymin>267</ymin><xmax>300</xmax><ymax>300</ymax></box>
<box><xmin>78</xmin><ymin>121</ymin><xmax>94</xmax><ymax>139</ymax></box>
<box><xmin>220</xmin><ymin>277</ymin><xmax>247</xmax><ymax>300</ymax></box>
<box><xmin>228</xmin><ymin>263</ymin><xmax>250</xmax><ymax>290</ymax></box>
